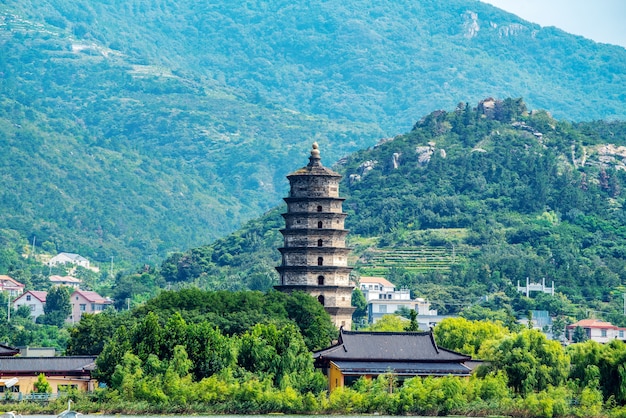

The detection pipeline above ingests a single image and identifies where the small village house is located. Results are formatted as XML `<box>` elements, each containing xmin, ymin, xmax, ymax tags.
<box><xmin>13</xmin><ymin>290</ymin><xmax>47</xmax><ymax>321</ymax></box>
<box><xmin>0</xmin><ymin>275</ymin><xmax>24</xmax><ymax>298</ymax></box>
<box><xmin>49</xmin><ymin>275</ymin><xmax>82</xmax><ymax>289</ymax></box>
<box><xmin>68</xmin><ymin>290</ymin><xmax>113</xmax><ymax>323</ymax></box>
<box><xmin>314</xmin><ymin>328</ymin><xmax>472</xmax><ymax>392</ymax></box>
<box><xmin>567</xmin><ymin>319</ymin><xmax>626</xmax><ymax>343</ymax></box>
<box><xmin>48</xmin><ymin>252</ymin><xmax>90</xmax><ymax>269</ymax></box>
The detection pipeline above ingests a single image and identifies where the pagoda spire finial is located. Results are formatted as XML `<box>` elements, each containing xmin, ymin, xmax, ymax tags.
<box><xmin>308</xmin><ymin>142</ymin><xmax>321</xmax><ymax>167</ymax></box>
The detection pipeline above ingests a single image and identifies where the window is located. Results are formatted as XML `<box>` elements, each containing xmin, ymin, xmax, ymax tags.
<box><xmin>317</xmin><ymin>239</ymin><xmax>323</xmax><ymax>247</ymax></box>
<box><xmin>26</xmin><ymin>295</ymin><xmax>31</xmax><ymax>301</ymax></box>
<box><xmin>318</xmin><ymin>276</ymin><xmax>325</xmax><ymax>285</ymax></box>
<box><xmin>318</xmin><ymin>257</ymin><xmax>323</xmax><ymax>266</ymax></box>
<box><xmin>29</xmin><ymin>304</ymin><xmax>35</xmax><ymax>311</ymax></box>
<box><xmin>79</xmin><ymin>304</ymin><xmax>86</xmax><ymax>312</ymax></box>
<box><xmin>317</xmin><ymin>205</ymin><xmax>322</xmax><ymax>212</ymax></box>
<box><xmin>379</xmin><ymin>305</ymin><xmax>387</xmax><ymax>313</ymax></box>
<box><xmin>620</xmin><ymin>330</ymin><xmax>624</xmax><ymax>338</ymax></box>
<box><xmin>318</xmin><ymin>295</ymin><xmax>325</xmax><ymax>306</ymax></box>
<box><xmin>601</xmin><ymin>329</ymin><xmax>608</xmax><ymax>337</ymax></box>
<box><xmin>318</xmin><ymin>221</ymin><xmax>323</xmax><ymax>228</ymax></box>
<box><xmin>379</xmin><ymin>294</ymin><xmax>383</xmax><ymax>299</ymax></box>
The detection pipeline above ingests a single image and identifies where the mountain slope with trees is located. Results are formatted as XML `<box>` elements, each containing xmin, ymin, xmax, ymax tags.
<box><xmin>158</xmin><ymin>99</ymin><xmax>626</xmax><ymax>328</ymax></box>
<box><xmin>1</xmin><ymin>0</ymin><xmax>626</xmax><ymax>264</ymax></box>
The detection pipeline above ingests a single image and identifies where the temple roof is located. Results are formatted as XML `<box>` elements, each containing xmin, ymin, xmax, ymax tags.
<box><xmin>314</xmin><ymin>328</ymin><xmax>471</xmax><ymax>363</ymax></box>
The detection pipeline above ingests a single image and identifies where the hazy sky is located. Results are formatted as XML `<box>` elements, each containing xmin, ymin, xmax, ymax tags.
<box><xmin>480</xmin><ymin>0</ymin><xmax>626</xmax><ymax>48</ymax></box>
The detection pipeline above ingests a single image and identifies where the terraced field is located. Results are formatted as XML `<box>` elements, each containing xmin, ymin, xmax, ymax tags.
<box><xmin>354</xmin><ymin>245</ymin><xmax>469</xmax><ymax>276</ymax></box>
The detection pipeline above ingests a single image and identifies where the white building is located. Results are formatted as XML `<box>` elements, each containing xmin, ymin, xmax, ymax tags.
<box><xmin>13</xmin><ymin>290</ymin><xmax>47</xmax><ymax>321</ymax></box>
<box><xmin>359</xmin><ymin>276</ymin><xmax>437</xmax><ymax>325</ymax></box>
<box><xmin>49</xmin><ymin>252</ymin><xmax>90</xmax><ymax>269</ymax></box>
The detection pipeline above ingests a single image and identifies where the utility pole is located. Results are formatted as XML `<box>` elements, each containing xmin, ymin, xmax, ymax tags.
<box><xmin>31</xmin><ymin>236</ymin><xmax>36</xmax><ymax>259</ymax></box>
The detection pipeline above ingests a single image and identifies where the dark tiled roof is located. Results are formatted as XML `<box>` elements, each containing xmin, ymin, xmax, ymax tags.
<box><xmin>0</xmin><ymin>356</ymin><xmax>97</xmax><ymax>373</ymax></box>
<box><xmin>314</xmin><ymin>329</ymin><xmax>470</xmax><ymax>363</ymax></box>
<box><xmin>332</xmin><ymin>360</ymin><xmax>471</xmax><ymax>376</ymax></box>
<box><xmin>0</xmin><ymin>344</ymin><xmax>19</xmax><ymax>357</ymax></box>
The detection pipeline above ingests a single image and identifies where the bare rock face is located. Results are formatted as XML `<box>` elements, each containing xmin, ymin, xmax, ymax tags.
<box><xmin>358</xmin><ymin>160</ymin><xmax>377</xmax><ymax>175</ymax></box>
<box><xmin>595</xmin><ymin>144</ymin><xmax>626</xmax><ymax>171</ymax></box>
<box><xmin>349</xmin><ymin>173</ymin><xmax>361</xmax><ymax>185</ymax></box>
<box><xmin>416</xmin><ymin>142</ymin><xmax>446</xmax><ymax>166</ymax></box>
<box><xmin>392</xmin><ymin>152</ymin><xmax>401</xmax><ymax>169</ymax></box>
<box><xmin>463</xmin><ymin>11</ymin><xmax>480</xmax><ymax>38</ymax></box>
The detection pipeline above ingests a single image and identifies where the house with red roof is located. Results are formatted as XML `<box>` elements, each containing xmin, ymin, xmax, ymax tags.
<box><xmin>68</xmin><ymin>290</ymin><xmax>113</xmax><ymax>323</ymax></box>
<box><xmin>566</xmin><ymin>319</ymin><xmax>626</xmax><ymax>343</ymax></box>
<box><xmin>0</xmin><ymin>275</ymin><xmax>24</xmax><ymax>298</ymax></box>
<box><xmin>49</xmin><ymin>275</ymin><xmax>82</xmax><ymax>289</ymax></box>
<box><xmin>13</xmin><ymin>290</ymin><xmax>47</xmax><ymax>321</ymax></box>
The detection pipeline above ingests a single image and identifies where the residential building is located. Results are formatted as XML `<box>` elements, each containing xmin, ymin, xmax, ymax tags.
<box><xmin>313</xmin><ymin>328</ymin><xmax>473</xmax><ymax>391</ymax></box>
<box><xmin>49</xmin><ymin>252</ymin><xmax>90</xmax><ymax>269</ymax></box>
<box><xmin>13</xmin><ymin>290</ymin><xmax>47</xmax><ymax>321</ymax></box>
<box><xmin>275</xmin><ymin>143</ymin><xmax>355</xmax><ymax>328</ymax></box>
<box><xmin>68</xmin><ymin>290</ymin><xmax>113</xmax><ymax>323</ymax></box>
<box><xmin>0</xmin><ymin>275</ymin><xmax>24</xmax><ymax>298</ymax></box>
<box><xmin>49</xmin><ymin>275</ymin><xmax>82</xmax><ymax>289</ymax></box>
<box><xmin>359</xmin><ymin>276</ymin><xmax>437</xmax><ymax>325</ymax></box>
<box><xmin>566</xmin><ymin>319</ymin><xmax>626</xmax><ymax>344</ymax></box>
<box><xmin>0</xmin><ymin>355</ymin><xmax>98</xmax><ymax>397</ymax></box>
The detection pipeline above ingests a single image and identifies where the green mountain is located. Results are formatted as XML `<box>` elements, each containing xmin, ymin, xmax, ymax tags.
<box><xmin>1</xmin><ymin>0</ymin><xmax>625</xmax><ymax>263</ymax></box>
<box><xmin>161</xmin><ymin>99</ymin><xmax>626</xmax><ymax>323</ymax></box>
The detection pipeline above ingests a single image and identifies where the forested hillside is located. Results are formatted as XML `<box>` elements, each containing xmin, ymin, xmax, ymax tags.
<box><xmin>1</xmin><ymin>0</ymin><xmax>626</xmax><ymax>263</ymax></box>
<box><xmin>159</xmin><ymin>99</ymin><xmax>626</xmax><ymax>327</ymax></box>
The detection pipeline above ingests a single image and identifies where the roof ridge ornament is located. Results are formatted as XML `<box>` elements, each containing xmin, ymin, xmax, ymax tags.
<box><xmin>308</xmin><ymin>142</ymin><xmax>321</xmax><ymax>167</ymax></box>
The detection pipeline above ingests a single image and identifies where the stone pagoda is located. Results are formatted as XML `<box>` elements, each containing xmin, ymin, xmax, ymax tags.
<box><xmin>275</xmin><ymin>143</ymin><xmax>355</xmax><ymax>329</ymax></box>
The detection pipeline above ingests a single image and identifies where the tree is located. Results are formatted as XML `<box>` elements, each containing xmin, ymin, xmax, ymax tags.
<box><xmin>40</xmin><ymin>286</ymin><xmax>72</xmax><ymax>326</ymax></box>
<box><xmin>351</xmin><ymin>288</ymin><xmax>367</xmax><ymax>326</ymax></box>
<box><xmin>236</xmin><ymin>322</ymin><xmax>325</xmax><ymax>392</ymax></box>
<box><xmin>404</xmin><ymin>309</ymin><xmax>420</xmax><ymax>332</ymax></box>
<box><xmin>185</xmin><ymin>321</ymin><xmax>234</xmax><ymax>380</ymax></box>
<box><xmin>434</xmin><ymin>317</ymin><xmax>509</xmax><ymax>357</ymax></box>
<box><xmin>33</xmin><ymin>373</ymin><xmax>51</xmax><ymax>393</ymax></box>
<box><xmin>572</xmin><ymin>325</ymin><xmax>588</xmax><ymax>343</ymax></box>
<box><xmin>480</xmin><ymin>329</ymin><xmax>569</xmax><ymax>394</ymax></box>
<box><xmin>366</xmin><ymin>314</ymin><xmax>407</xmax><ymax>332</ymax></box>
